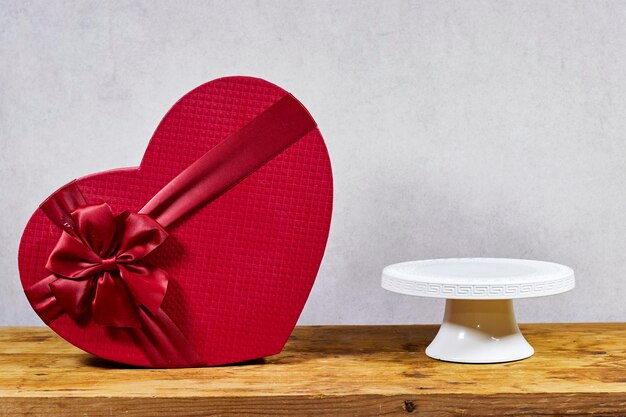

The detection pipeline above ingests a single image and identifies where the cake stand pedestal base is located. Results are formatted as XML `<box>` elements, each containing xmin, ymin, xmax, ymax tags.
<box><xmin>425</xmin><ymin>299</ymin><xmax>534</xmax><ymax>364</ymax></box>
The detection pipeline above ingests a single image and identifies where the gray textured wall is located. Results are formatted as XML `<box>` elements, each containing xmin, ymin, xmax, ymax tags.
<box><xmin>1</xmin><ymin>1</ymin><xmax>625</xmax><ymax>326</ymax></box>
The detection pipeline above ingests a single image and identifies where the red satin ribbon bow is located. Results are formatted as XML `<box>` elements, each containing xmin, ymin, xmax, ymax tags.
<box><xmin>46</xmin><ymin>203</ymin><xmax>168</xmax><ymax>328</ymax></box>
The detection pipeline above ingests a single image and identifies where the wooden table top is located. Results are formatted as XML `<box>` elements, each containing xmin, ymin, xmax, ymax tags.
<box><xmin>1</xmin><ymin>324</ymin><xmax>625</xmax><ymax>416</ymax></box>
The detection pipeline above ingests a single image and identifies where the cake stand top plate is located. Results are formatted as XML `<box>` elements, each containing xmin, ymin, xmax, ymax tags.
<box><xmin>382</xmin><ymin>258</ymin><xmax>575</xmax><ymax>300</ymax></box>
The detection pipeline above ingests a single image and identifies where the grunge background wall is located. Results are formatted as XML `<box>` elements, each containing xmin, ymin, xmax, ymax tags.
<box><xmin>1</xmin><ymin>0</ymin><xmax>625</xmax><ymax>325</ymax></box>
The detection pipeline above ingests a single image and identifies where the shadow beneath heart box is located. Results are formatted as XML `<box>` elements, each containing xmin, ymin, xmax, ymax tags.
<box><xmin>80</xmin><ymin>355</ymin><xmax>267</xmax><ymax>369</ymax></box>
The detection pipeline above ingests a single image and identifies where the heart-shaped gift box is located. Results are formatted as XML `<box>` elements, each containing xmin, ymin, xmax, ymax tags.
<box><xmin>18</xmin><ymin>76</ymin><xmax>333</xmax><ymax>367</ymax></box>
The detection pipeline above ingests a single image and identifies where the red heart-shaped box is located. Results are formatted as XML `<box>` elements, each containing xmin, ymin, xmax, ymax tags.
<box><xmin>18</xmin><ymin>76</ymin><xmax>333</xmax><ymax>367</ymax></box>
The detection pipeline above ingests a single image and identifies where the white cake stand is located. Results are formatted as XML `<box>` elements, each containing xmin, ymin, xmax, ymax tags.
<box><xmin>381</xmin><ymin>258</ymin><xmax>575</xmax><ymax>363</ymax></box>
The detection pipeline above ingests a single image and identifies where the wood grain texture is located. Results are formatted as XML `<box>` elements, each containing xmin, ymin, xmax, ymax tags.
<box><xmin>0</xmin><ymin>324</ymin><xmax>625</xmax><ymax>416</ymax></box>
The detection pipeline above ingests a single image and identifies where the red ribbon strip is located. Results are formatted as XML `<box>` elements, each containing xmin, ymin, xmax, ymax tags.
<box><xmin>140</xmin><ymin>94</ymin><xmax>317</xmax><ymax>228</ymax></box>
<box><xmin>26</xmin><ymin>93</ymin><xmax>316</xmax><ymax>367</ymax></box>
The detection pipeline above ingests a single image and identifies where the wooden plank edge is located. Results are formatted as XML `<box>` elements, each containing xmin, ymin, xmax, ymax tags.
<box><xmin>1</xmin><ymin>393</ymin><xmax>625</xmax><ymax>416</ymax></box>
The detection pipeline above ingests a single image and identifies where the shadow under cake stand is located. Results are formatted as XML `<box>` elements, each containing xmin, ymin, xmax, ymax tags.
<box><xmin>381</xmin><ymin>258</ymin><xmax>575</xmax><ymax>363</ymax></box>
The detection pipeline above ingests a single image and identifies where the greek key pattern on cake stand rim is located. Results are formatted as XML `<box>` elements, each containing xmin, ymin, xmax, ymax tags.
<box><xmin>381</xmin><ymin>274</ymin><xmax>575</xmax><ymax>299</ymax></box>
